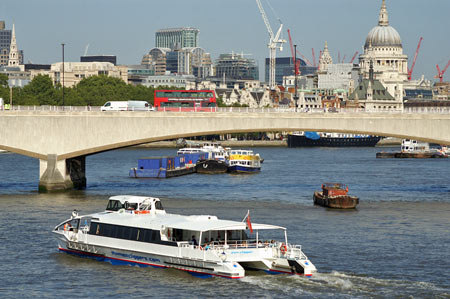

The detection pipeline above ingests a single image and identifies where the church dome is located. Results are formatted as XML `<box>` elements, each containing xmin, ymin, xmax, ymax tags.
<box><xmin>364</xmin><ymin>0</ymin><xmax>402</xmax><ymax>49</ymax></box>
<box><xmin>364</xmin><ymin>25</ymin><xmax>402</xmax><ymax>48</ymax></box>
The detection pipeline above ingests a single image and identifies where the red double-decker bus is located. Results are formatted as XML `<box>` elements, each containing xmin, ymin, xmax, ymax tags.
<box><xmin>154</xmin><ymin>90</ymin><xmax>217</xmax><ymax>111</ymax></box>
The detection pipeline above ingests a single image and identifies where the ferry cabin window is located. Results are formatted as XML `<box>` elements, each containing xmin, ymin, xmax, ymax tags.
<box><xmin>106</xmin><ymin>200</ymin><xmax>122</xmax><ymax>211</ymax></box>
<box><xmin>89</xmin><ymin>222</ymin><xmax>163</xmax><ymax>243</ymax></box>
<box><xmin>155</xmin><ymin>201</ymin><xmax>164</xmax><ymax>210</ymax></box>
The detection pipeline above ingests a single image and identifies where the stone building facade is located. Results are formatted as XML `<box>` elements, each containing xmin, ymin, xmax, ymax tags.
<box><xmin>358</xmin><ymin>0</ymin><xmax>407</xmax><ymax>109</ymax></box>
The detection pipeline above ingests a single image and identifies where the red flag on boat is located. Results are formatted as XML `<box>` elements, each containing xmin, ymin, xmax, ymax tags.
<box><xmin>246</xmin><ymin>210</ymin><xmax>253</xmax><ymax>233</ymax></box>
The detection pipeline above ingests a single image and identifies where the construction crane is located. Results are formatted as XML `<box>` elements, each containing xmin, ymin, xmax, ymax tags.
<box><xmin>296</xmin><ymin>50</ymin><xmax>313</xmax><ymax>66</ymax></box>
<box><xmin>256</xmin><ymin>0</ymin><xmax>286</xmax><ymax>90</ymax></box>
<box><xmin>312</xmin><ymin>48</ymin><xmax>316</xmax><ymax>67</ymax></box>
<box><xmin>84</xmin><ymin>44</ymin><xmax>90</xmax><ymax>56</ymax></box>
<box><xmin>287</xmin><ymin>29</ymin><xmax>300</xmax><ymax>75</ymax></box>
<box><xmin>435</xmin><ymin>59</ymin><xmax>450</xmax><ymax>83</ymax></box>
<box><xmin>350</xmin><ymin>51</ymin><xmax>359</xmax><ymax>64</ymax></box>
<box><xmin>407</xmin><ymin>37</ymin><xmax>423</xmax><ymax>80</ymax></box>
<box><xmin>341</xmin><ymin>54</ymin><xmax>346</xmax><ymax>64</ymax></box>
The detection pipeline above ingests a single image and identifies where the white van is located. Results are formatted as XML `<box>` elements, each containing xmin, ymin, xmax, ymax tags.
<box><xmin>101</xmin><ymin>100</ymin><xmax>154</xmax><ymax>111</ymax></box>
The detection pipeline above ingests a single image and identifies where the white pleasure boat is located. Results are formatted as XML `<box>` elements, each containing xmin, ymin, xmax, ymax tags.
<box><xmin>53</xmin><ymin>195</ymin><xmax>316</xmax><ymax>278</ymax></box>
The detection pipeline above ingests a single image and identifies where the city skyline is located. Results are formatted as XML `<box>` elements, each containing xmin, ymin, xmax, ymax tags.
<box><xmin>1</xmin><ymin>0</ymin><xmax>449</xmax><ymax>82</ymax></box>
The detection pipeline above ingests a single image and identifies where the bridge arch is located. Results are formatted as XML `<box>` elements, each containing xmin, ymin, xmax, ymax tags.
<box><xmin>1</xmin><ymin>110</ymin><xmax>450</xmax><ymax>191</ymax></box>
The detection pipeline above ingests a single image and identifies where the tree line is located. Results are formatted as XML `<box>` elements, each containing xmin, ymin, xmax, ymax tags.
<box><xmin>0</xmin><ymin>74</ymin><xmax>178</xmax><ymax>106</ymax></box>
<box><xmin>0</xmin><ymin>73</ymin><xmax>247</xmax><ymax>107</ymax></box>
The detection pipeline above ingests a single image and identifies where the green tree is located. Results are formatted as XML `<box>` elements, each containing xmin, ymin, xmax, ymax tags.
<box><xmin>0</xmin><ymin>73</ymin><xmax>8</xmax><ymax>88</ymax></box>
<box><xmin>0</xmin><ymin>73</ymin><xmax>9</xmax><ymax>101</ymax></box>
<box><xmin>75</xmin><ymin>75</ymin><xmax>130</xmax><ymax>106</ymax></box>
<box><xmin>20</xmin><ymin>75</ymin><xmax>57</xmax><ymax>105</ymax></box>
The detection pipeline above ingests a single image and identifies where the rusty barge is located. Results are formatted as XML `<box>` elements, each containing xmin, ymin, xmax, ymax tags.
<box><xmin>313</xmin><ymin>183</ymin><xmax>359</xmax><ymax>209</ymax></box>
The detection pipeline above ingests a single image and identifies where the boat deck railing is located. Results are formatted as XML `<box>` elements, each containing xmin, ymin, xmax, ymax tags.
<box><xmin>178</xmin><ymin>239</ymin><xmax>307</xmax><ymax>259</ymax></box>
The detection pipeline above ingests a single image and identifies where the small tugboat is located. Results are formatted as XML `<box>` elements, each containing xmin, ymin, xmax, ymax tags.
<box><xmin>313</xmin><ymin>183</ymin><xmax>359</xmax><ymax>209</ymax></box>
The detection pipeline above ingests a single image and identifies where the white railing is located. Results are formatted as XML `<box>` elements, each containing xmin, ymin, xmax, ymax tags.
<box><xmin>1</xmin><ymin>105</ymin><xmax>450</xmax><ymax>114</ymax></box>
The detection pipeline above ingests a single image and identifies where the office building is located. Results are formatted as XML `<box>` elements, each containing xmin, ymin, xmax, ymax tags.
<box><xmin>81</xmin><ymin>55</ymin><xmax>117</xmax><ymax>65</ymax></box>
<box><xmin>155</xmin><ymin>27</ymin><xmax>199</xmax><ymax>49</ymax></box>
<box><xmin>265</xmin><ymin>57</ymin><xmax>311</xmax><ymax>85</ymax></box>
<box><xmin>0</xmin><ymin>22</ymin><xmax>23</xmax><ymax>66</ymax></box>
<box><xmin>215</xmin><ymin>53</ymin><xmax>258</xmax><ymax>81</ymax></box>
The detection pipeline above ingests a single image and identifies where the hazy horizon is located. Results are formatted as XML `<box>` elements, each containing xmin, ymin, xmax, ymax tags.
<box><xmin>1</xmin><ymin>0</ymin><xmax>449</xmax><ymax>82</ymax></box>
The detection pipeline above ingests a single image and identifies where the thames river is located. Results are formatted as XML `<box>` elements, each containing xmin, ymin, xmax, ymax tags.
<box><xmin>0</xmin><ymin>147</ymin><xmax>449</xmax><ymax>298</ymax></box>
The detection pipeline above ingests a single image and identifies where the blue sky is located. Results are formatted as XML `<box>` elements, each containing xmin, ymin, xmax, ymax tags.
<box><xmin>1</xmin><ymin>0</ymin><xmax>449</xmax><ymax>82</ymax></box>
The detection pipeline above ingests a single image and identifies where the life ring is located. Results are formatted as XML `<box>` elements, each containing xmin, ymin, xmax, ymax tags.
<box><xmin>280</xmin><ymin>243</ymin><xmax>287</xmax><ymax>254</ymax></box>
<box><xmin>203</xmin><ymin>164</ymin><xmax>208</xmax><ymax>168</ymax></box>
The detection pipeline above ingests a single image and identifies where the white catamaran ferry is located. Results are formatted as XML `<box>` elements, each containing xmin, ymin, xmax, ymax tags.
<box><xmin>53</xmin><ymin>195</ymin><xmax>316</xmax><ymax>278</ymax></box>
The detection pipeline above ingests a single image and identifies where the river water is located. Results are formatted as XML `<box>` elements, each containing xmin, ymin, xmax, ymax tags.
<box><xmin>0</xmin><ymin>147</ymin><xmax>449</xmax><ymax>298</ymax></box>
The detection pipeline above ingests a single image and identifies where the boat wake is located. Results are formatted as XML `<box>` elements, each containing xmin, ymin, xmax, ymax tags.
<box><xmin>241</xmin><ymin>270</ymin><xmax>449</xmax><ymax>297</ymax></box>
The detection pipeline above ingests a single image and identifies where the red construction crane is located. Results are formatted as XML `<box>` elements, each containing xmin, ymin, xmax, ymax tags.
<box><xmin>435</xmin><ymin>59</ymin><xmax>450</xmax><ymax>83</ymax></box>
<box><xmin>407</xmin><ymin>37</ymin><xmax>423</xmax><ymax>80</ymax></box>
<box><xmin>312</xmin><ymin>48</ymin><xmax>316</xmax><ymax>67</ymax></box>
<box><xmin>350</xmin><ymin>51</ymin><xmax>359</xmax><ymax>63</ymax></box>
<box><xmin>296</xmin><ymin>50</ymin><xmax>313</xmax><ymax>67</ymax></box>
<box><xmin>287</xmin><ymin>29</ymin><xmax>300</xmax><ymax>75</ymax></box>
<box><xmin>341</xmin><ymin>54</ymin><xmax>346</xmax><ymax>64</ymax></box>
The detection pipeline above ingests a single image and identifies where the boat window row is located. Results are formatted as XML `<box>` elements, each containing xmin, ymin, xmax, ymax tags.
<box><xmin>106</xmin><ymin>199</ymin><xmax>164</xmax><ymax>212</ymax></box>
<box><xmin>231</xmin><ymin>151</ymin><xmax>251</xmax><ymax>155</ymax></box>
<box><xmin>229</xmin><ymin>161</ymin><xmax>253</xmax><ymax>166</ymax></box>
<box><xmin>88</xmin><ymin>222</ymin><xmax>175</xmax><ymax>246</ymax></box>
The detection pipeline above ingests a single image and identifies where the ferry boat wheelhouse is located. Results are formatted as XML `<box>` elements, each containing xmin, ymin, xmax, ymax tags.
<box><xmin>177</xmin><ymin>142</ymin><xmax>229</xmax><ymax>162</ymax></box>
<box><xmin>53</xmin><ymin>196</ymin><xmax>316</xmax><ymax>279</ymax></box>
<box><xmin>228</xmin><ymin>150</ymin><xmax>262</xmax><ymax>173</ymax></box>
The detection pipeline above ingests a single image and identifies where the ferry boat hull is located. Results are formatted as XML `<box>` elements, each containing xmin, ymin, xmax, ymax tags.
<box><xmin>196</xmin><ymin>159</ymin><xmax>228</xmax><ymax>174</ymax></box>
<box><xmin>376</xmin><ymin>152</ymin><xmax>447</xmax><ymax>158</ymax></box>
<box><xmin>287</xmin><ymin>134</ymin><xmax>381</xmax><ymax>147</ymax></box>
<box><xmin>55</xmin><ymin>232</ymin><xmax>245</xmax><ymax>279</ymax></box>
<box><xmin>55</xmin><ymin>231</ymin><xmax>316</xmax><ymax>278</ymax></box>
<box><xmin>313</xmin><ymin>191</ymin><xmax>359</xmax><ymax>209</ymax></box>
<box><xmin>228</xmin><ymin>165</ymin><xmax>261</xmax><ymax>173</ymax></box>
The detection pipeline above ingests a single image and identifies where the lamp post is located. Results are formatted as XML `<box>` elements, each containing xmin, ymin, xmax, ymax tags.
<box><xmin>61</xmin><ymin>43</ymin><xmax>65</xmax><ymax>110</ymax></box>
<box><xmin>293</xmin><ymin>44</ymin><xmax>299</xmax><ymax>112</ymax></box>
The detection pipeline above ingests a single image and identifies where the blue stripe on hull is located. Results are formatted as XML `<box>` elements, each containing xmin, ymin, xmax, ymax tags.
<box><xmin>58</xmin><ymin>248</ymin><xmax>233</xmax><ymax>279</ymax></box>
<box><xmin>228</xmin><ymin>165</ymin><xmax>261</xmax><ymax>173</ymax></box>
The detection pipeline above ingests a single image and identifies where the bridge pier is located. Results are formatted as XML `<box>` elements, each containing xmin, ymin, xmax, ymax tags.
<box><xmin>38</xmin><ymin>154</ymin><xmax>86</xmax><ymax>192</ymax></box>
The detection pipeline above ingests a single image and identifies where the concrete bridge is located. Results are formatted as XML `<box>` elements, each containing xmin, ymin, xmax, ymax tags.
<box><xmin>1</xmin><ymin>110</ymin><xmax>450</xmax><ymax>191</ymax></box>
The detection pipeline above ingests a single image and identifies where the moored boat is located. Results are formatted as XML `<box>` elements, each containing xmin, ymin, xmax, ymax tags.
<box><xmin>313</xmin><ymin>183</ymin><xmax>359</xmax><ymax>209</ymax></box>
<box><xmin>228</xmin><ymin>149</ymin><xmax>261</xmax><ymax>173</ymax></box>
<box><xmin>196</xmin><ymin>159</ymin><xmax>228</xmax><ymax>174</ymax></box>
<box><xmin>376</xmin><ymin>139</ymin><xmax>448</xmax><ymax>159</ymax></box>
<box><xmin>288</xmin><ymin>132</ymin><xmax>381</xmax><ymax>147</ymax></box>
<box><xmin>53</xmin><ymin>195</ymin><xmax>317</xmax><ymax>278</ymax></box>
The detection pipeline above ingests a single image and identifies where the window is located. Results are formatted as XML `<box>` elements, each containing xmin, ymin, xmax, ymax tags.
<box><xmin>155</xmin><ymin>201</ymin><xmax>164</xmax><ymax>210</ymax></box>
